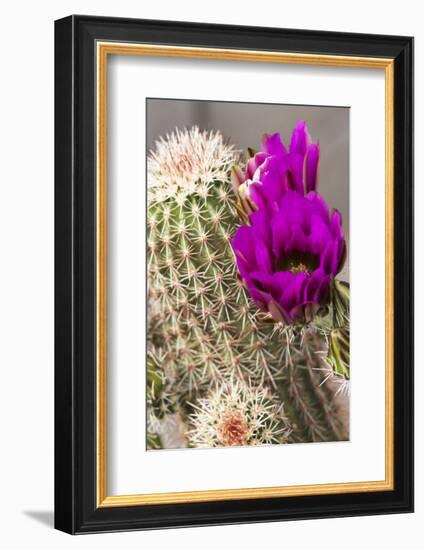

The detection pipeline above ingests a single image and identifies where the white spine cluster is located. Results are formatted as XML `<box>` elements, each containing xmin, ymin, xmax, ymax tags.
<box><xmin>148</xmin><ymin>126</ymin><xmax>239</xmax><ymax>203</ymax></box>
<box><xmin>186</xmin><ymin>379</ymin><xmax>291</xmax><ymax>448</ymax></box>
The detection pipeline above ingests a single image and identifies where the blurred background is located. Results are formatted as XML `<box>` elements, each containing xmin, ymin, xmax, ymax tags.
<box><xmin>147</xmin><ymin>98</ymin><xmax>349</xmax><ymax>281</ymax></box>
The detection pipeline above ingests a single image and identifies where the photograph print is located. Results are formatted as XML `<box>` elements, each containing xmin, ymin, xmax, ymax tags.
<box><xmin>146</xmin><ymin>99</ymin><xmax>350</xmax><ymax>451</ymax></box>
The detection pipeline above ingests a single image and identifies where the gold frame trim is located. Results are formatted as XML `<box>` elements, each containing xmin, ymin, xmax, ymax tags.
<box><xmin>96</xmin><ymin>42</ymin><xmax>395</xmax><ymax>508</ymax></box>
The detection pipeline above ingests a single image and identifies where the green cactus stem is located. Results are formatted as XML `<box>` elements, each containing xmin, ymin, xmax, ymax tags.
<box><xmin>147</xmin><ymin>351</ymin><xmax>176</xmax><ymax>419</ymax></box>
<box><xmin>277</xmin><ymin>328</ymin><xmax>349</xmax><ymax>443</ymax></box>
<box><xmin>327</xmin><ymin>279</ymin><xmax>350</xmax><ymax>379</ymax></box>
<box><xmin>147</xmin><ymin>128</ymin><xmax>286</xmax><ymax>396</ymax></box>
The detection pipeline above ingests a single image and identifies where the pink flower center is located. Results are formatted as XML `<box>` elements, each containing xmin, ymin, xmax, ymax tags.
<box><xmin>218</xmin><ymin>411</ymin><xmax>249</xmax><ymax>446</ymax></box>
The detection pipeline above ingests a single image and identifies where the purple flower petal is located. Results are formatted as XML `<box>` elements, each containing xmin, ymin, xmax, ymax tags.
<box><xmin>261</xmin><ymin>132</ymin><xmax>287</xmax><ymax>156</ymax></box>
<box><xmin>250</xmin><ymin>209</ymin><xmax>272</xmax><ymax>247</ymax></box>
<box><xmin>336</xmin><ymin>238</ymin><xmax>347</xmax><ymax>273</ymax></box>
<box><xmin>267</xmin><ymin>299</ymin><xmax>290</xmax><ymax>323</ymax></box>
<box><xmin>305</xmin><ymin>143</ymin><xmax>319</xmax><ymax>192</ymax></box>
<box><xmin>305</xmin><ymin>191</ymin><xmax>330</xmax><ymax>223</ymax></box>
<box><xmin>254</xmin><ymin>238</ymin><xmax>273</xmax><ymax>274</ymax></box>
<box><xmin>250</xmin><ymin>271</ymin><xmax>291</xmax><ymax>302</ymax></box>
<box><xmin>270</xmin><ymin>210</ymin><xmax>292</xmax><ymax>259</ymax></box>
<box><xmin>231</xmin><ymin>226</ymin><xmax>257</xmax><ymax>268</ymax></box>
<box><xmin>284</xmin><ymin>224</ymin><xmax>309</xmax><ymax>256</ymax></box>
<box><xmin>289</xmin><ymin>120</ymin><xmax>311</xmax><ymax>157</ymax></box>
<box><xmin>309</xmin><ymin>214</ymin><xmax>333</xmax><ymax>255</ymax></box>
<box><xmin>320</xmin><ymin>241</ymin><xmax>336</xmax><ymax>275</ymax></box>
<box><xmin>247</xmin><ymin>284</ymin><xmax>273</xmax><ymax>310</ymax></box>
<box><xmin>304</xmin><ymin>268</ymin><xmax>328</xmax><ymax>302</ymax></box>
<box><xmin>330</xmin><ymin>209</ymin><xmax>344</xmax><ymax>240</ymax></box>
<box><xmin>245</xmin><ymin>152</ymin><xmax>268</xmax><ymax>180</ymax></box>
<box><xmin>279</xmin><ymin>272</ymin><xmax>309</xmax><ymax>313</ymax></box>
<box><xmin>287</xmin><ymin>153</ymin><xmax>304</xmax><ymax>194</ymax></box>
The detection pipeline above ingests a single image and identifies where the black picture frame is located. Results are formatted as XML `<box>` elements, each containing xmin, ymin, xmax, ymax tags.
<box><xmin>55</xmin><ymin>14</ymin><xmax>414</xmax><ymax>534</ymax></box>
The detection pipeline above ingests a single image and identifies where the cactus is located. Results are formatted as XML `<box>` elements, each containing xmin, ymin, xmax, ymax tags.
<box><xmin>147</xmin><ymin>128</ymin><xmax>286</xmax><ymax>395</ymax></box>
<box><xmin>327</xmin><ymin>280</ymin><xmax>350</xmax><ymax>379</ymax></box>
<box><xmin>147</xmin><ymin>350</ymin><xmax>176</xmax><ymax>420</ymax></box>
<box><xmin>276</xmin><ymin>326</ymin><xmax>349</xmax><ymax>442</ymax></box>
<box><xmin>146</xmin><ymin>127</ymin><xmax>349</xmax><ymax>449</ymax></box>
<box><xmin>186</xmin><ymin>378</ymin><xmax>291</xmax><ymax>448</ymax></box>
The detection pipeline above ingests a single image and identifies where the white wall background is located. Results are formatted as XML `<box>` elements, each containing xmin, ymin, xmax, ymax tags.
<box><xmin>0</xmin><ymin>1</ymin><xmax>419</xmax><ymax>548</ymax></box>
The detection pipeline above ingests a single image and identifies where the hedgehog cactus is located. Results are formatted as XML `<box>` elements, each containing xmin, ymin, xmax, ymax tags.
<box><xmin>147</xmin><ymin>127</ymin><xmax>287</xmax><ymax>394</ymax></box>
<box><xmin>276</xmin><ymin>326</ymin><xmax>348</xmax><ymax>442</ymax></box>
<box><xmin>187</xmin><ymin>378</ymin><xmax>291</xmax><ymax>448</ymax></box>
<box><xmin>147</xmin><ymin>124</ymin><xmax>350</xmax><ymax>449</ymax></box>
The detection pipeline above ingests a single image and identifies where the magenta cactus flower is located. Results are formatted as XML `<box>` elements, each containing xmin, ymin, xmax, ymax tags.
<box><xmin>231</xmin><ymin>121</ymin><xmax>346</xmax><ymax>324</ymax></box>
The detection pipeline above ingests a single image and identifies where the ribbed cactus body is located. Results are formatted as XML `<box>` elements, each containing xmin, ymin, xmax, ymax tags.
<box><xmin>147</xmin><ymin>351</ymin><xmax>175</xmax><ymax>419</ymax></box>
<box><xmin>148</xmin><ymin>180</ymin><xmax>285</xmax><ymax>394</ymax></box>
<box><xmin>277</xmin><ymin>329</ymin><xmax>349</xmax><ymax>442</ymax></box>
<box><xmin>328</xmin><ymin>279</ymin><xmax>350</xmax><ymax>379</ymax></box>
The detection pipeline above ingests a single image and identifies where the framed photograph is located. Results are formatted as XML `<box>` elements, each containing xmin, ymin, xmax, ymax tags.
<box><xmin>54</xmin><ymin>15</ymin><xmax>413</xmax><ymax>534</ymax></box>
